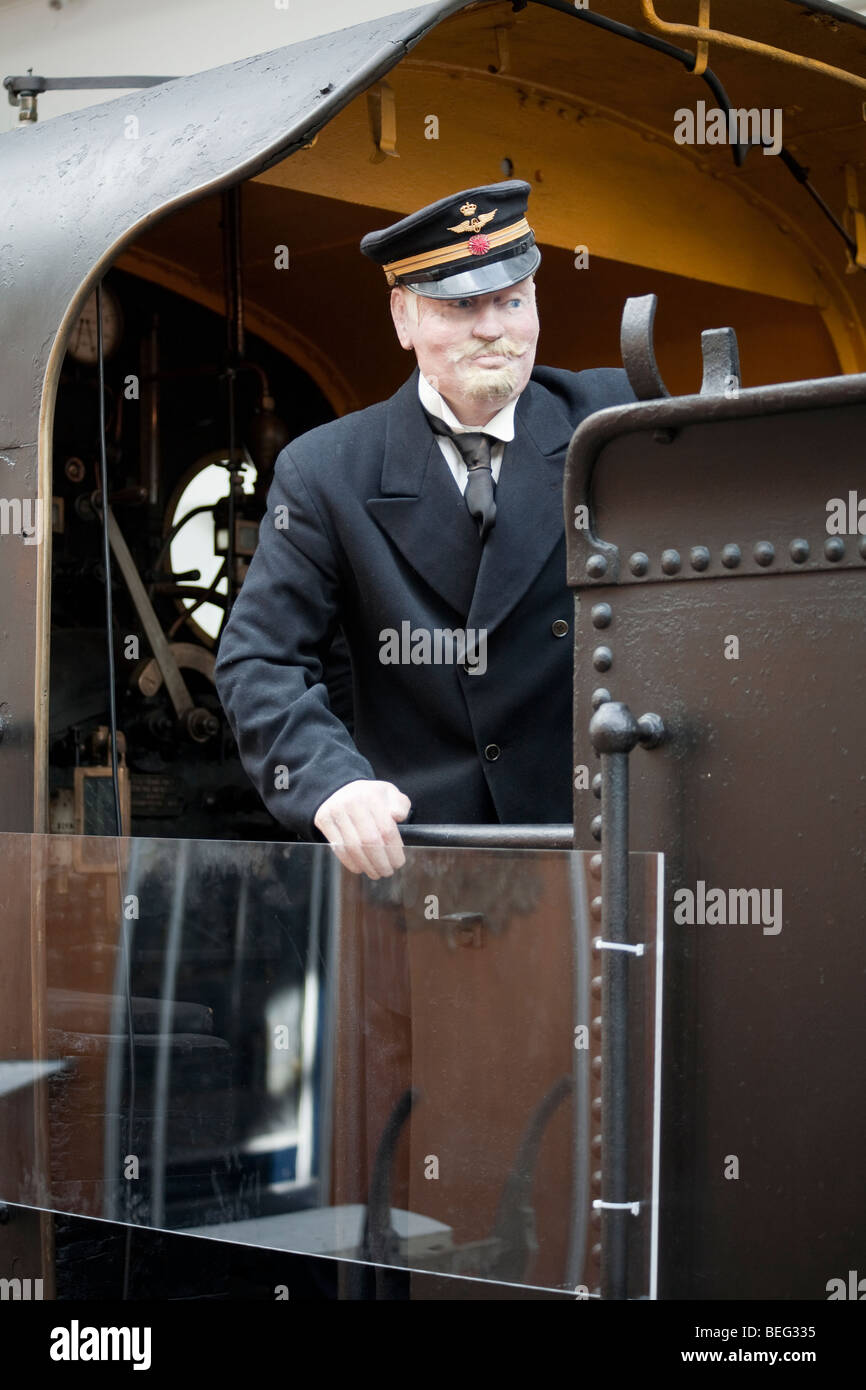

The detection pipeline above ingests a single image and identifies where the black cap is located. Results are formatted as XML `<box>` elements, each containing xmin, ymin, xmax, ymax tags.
<box><xmin>360</xmin><ymin>179</ymin><xmax>541</xmax><ymax>299</ymax></box>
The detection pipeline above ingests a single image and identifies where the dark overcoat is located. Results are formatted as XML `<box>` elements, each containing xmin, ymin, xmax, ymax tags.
<box><xmin>214</xmin><ymin>364</ymin><xmax>635</xmax><ymax>838</ymax></box>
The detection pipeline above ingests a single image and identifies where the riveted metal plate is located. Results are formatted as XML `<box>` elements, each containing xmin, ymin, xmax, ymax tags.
<box><xmin>567</xmin><ymin>362</ymin><xmax>866</xmax><ymax>1301</ymax></box>
<box><xmin>566</xmin><ymin>374</ymin><xmax>866</xmax><ymax>588</ymax></box>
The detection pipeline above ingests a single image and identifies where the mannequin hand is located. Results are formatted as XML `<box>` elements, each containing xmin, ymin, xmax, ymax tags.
<box><xmin>314</xmin><ymin>779</ymin><xmax>412</xmax><ymax>878</ymax></box>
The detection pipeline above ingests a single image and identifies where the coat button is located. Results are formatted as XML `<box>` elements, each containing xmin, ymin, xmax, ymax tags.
<box><xmin>484</xmin><ymin>743</ymin><xmax>501</xmax><ymax>761</ymax></box>
<box><xmin>552</xmin><ymin>619</ymin><xmax>569</xmax><ymax>637</ymax></box>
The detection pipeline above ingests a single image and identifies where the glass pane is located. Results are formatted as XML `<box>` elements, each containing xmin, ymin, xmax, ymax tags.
<box><xmin>0</xmin><ymin>832</ymin><xmax>662</xmax><ymax>1296</ymax></box>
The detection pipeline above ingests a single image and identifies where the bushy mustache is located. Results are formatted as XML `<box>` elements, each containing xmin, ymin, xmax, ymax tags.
<box><xmin>446</xmin><ymin>339</ymin><xmax>528</xmax><ymax>365</ymax></box>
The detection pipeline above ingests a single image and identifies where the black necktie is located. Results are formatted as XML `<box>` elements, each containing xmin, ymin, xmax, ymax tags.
<box><xmin>425</xmin><ymin>411</ymin><xmax>497</xmax><ymax>540</ymax></box>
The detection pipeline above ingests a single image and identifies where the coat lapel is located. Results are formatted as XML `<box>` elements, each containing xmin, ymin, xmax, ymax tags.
<box><xmin>366</xmin><ymin>370</ymin><xmax>482</xmax><ymax>618</ymax></box>
<box><xmin>467</xmin><ymin>376</ymin><xmax>575</xmax><ymax>638</ymax></box>
<box><xmin>366</xmin><ymin>370</ymin><xmax>578</xmax><ymax>630</ymax></box>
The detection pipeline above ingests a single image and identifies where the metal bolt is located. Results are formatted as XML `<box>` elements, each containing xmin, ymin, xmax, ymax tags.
<box><xmin>637</xmin><ymin>712</ymin><xmax>666</xmax><ymax>749</ymax></box>
<box><xmin>754</xmin><ymin>541</ymin><xmax>775</xmax><ymax>567</ymax></box>
<box><xmin>591</xmin><ymin>603</ymin><xmax>612</xmax><ymax>629</ymax></box>
<box><xmin>592</xmin><ymin>646</ymin><xmax>613</xmax><ymax>672</ymax></box>
<box><xmin>629</xmin><ymin>551</ymin><xmax>649</xmax><ymax>577</ymax></box>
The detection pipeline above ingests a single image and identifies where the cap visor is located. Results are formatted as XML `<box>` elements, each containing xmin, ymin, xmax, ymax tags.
<box><xmin>404</xmin><ymin>246</ymin><xmax>541</xmax><ymax>299</ymax></box>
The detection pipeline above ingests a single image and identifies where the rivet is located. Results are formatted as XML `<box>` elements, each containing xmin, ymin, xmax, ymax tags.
<box><xmin>591</xmin><ymin>1242</ymin><xmax>602</xmax><ymax>1261</ymax></box>
<box><xmin>721</xmin><ymin>543</ymin><xmax>741</xmax><ymax>569</ymax></box>
<box><xmin>591</xmin><ymin>975</ymin><xmax>602</xmax><ymax>998</ymax></box>
<box><xmin>824</xmin><ymin>537</ymin><xmax>845</xmax><ymax>562</ymax></box>
<box><xmin>590</xmin><ymin>815</ymin><xmax>602</xmax><ymax>842</ymax></box>
<box><xmin>591</xmin><ymin>1015</ymin><xmax>602</xmax><ymax>1038</ymax></box>
<box><xmin>589</xmin><ymin>853</ymin><xmax>603</xmax><ymax>879</ymax></box>
<box><xmin>661</xmin><ymin>548</ymin><xmax>681</xmax><ymax>575</ymax></box>
<box><xmin>592</xmin><ymin>1097</ymin><xmax>602</xmax><ymax>1119</ymax></box>
<box><xmin>591</xmin><ymin>1055</ymin><xmax>602</xmax><ymax>1076</ymax></box>
<box><xmin>629</xmin><ymin>551</ymin><xmax>649</xmax><ymax>576</ymax></box>
<box><xmin>590</xmin><ymin>895</ymin><xmax>603</xmax><ymax>920</ymax></box>
<box><xmin>586</xmin><ymin>553</ymin><xmax>608</xmax><ymax>578</ymax></box>
<box><xmin>689</xmin><ymin>545</ymin><xmax>710</xmax><ymax>571</ymax></box>
<box><xmin>591</xmin><ymin>688</ymin><xmax>611</xmax><ymax>711</ymax></box>
<box><xmin>592</xmin><ymin>645</ymin><xmax>613</xmax><ymax>672</ymax></box>
<box><xmin>591</xmin><ymin>1170</ymin><xmax>603</xmax><ymax>1193</ymax></box>
<box><xmin>789</xmin><ymin>538</ymin><xmax>810</xmax><ymax>564</ymax></box>
<box><xmin>591</xmin><ymin>1209</ymin><xmax>602</xmax><ymax>1229</ymax></box>
<box><xmin>859</xmin><ymin>536</ymin><xmax>866</xmax><ymax>560</ymax></box>
<box><xmin>592</xmin><ymin>773</ymin><xmax>602</xmax><ymax>798</ymax></box>
<box><xmin>591</xmin><ymin>1134</ymin><xmax>602</xmax><ymax>1155</ymax></box>
<box><xmin>591</xmin><ymin>603</ymin><xmax>612</xmax><ymax>629</ymax></box>
<box><xmin>754</xmin><ymin>541</ymin><xmax>775</xmax><ymax>567</ymax></box>
<box><xmin>637</xmin><ymin>712</ymin><xmax>665</xmax><ymax>749</ymax></box>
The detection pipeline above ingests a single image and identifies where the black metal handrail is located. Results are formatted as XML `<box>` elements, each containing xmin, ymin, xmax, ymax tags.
<box><xmin>398</xmin><ymin>824</ymin><xmax>574</xmax><ymax>849</ymax></box>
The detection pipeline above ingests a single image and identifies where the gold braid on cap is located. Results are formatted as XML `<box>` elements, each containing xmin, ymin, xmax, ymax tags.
<box><xmin>382</xmin><ymin>217</ymin><xmax>531</xmax><ymax>282</ymax></box>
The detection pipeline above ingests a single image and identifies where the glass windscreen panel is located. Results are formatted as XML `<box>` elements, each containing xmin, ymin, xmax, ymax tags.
<box><xmin>0</xmin><ymin>833</ymin><xmax>662</xmax><ymax>1296</ymax></box>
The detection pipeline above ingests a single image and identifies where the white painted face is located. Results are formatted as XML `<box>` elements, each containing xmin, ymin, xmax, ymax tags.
<box><xmin>390</xmin><ymin>276</ymin><xmax>539</xmax><ymax>425</ymax></box>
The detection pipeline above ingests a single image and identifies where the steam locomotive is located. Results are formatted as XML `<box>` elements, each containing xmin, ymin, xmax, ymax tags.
<box><xmin>0</xmin><ymin>0</ymin><xmax>863</xmax><ymax>1301</ymax></box>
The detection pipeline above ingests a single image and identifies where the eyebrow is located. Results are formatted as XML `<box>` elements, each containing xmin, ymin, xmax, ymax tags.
<box><xmin>448</xmin><ymin>292</ymin><xmax>525</xmax><ymax>306</ymax></box>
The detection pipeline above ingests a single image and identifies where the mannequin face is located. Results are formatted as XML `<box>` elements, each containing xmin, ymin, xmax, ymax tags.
<box><xmin>390</xmin><ymin>276</ymin><xmax>539</xmax><ymax>426</ymax></box>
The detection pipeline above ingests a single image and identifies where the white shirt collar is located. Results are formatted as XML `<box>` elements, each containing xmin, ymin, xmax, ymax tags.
<box><xmin>418</xmin><ymin>371</ymin><xmax>517</xmax><ymax>442</ymax></box>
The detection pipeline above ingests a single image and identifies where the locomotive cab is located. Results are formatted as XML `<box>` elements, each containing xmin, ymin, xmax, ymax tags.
<box><xmin>0</xmin><ymin>0</ymin><xmax>864</xmax><ymax>1304</ymax></box>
